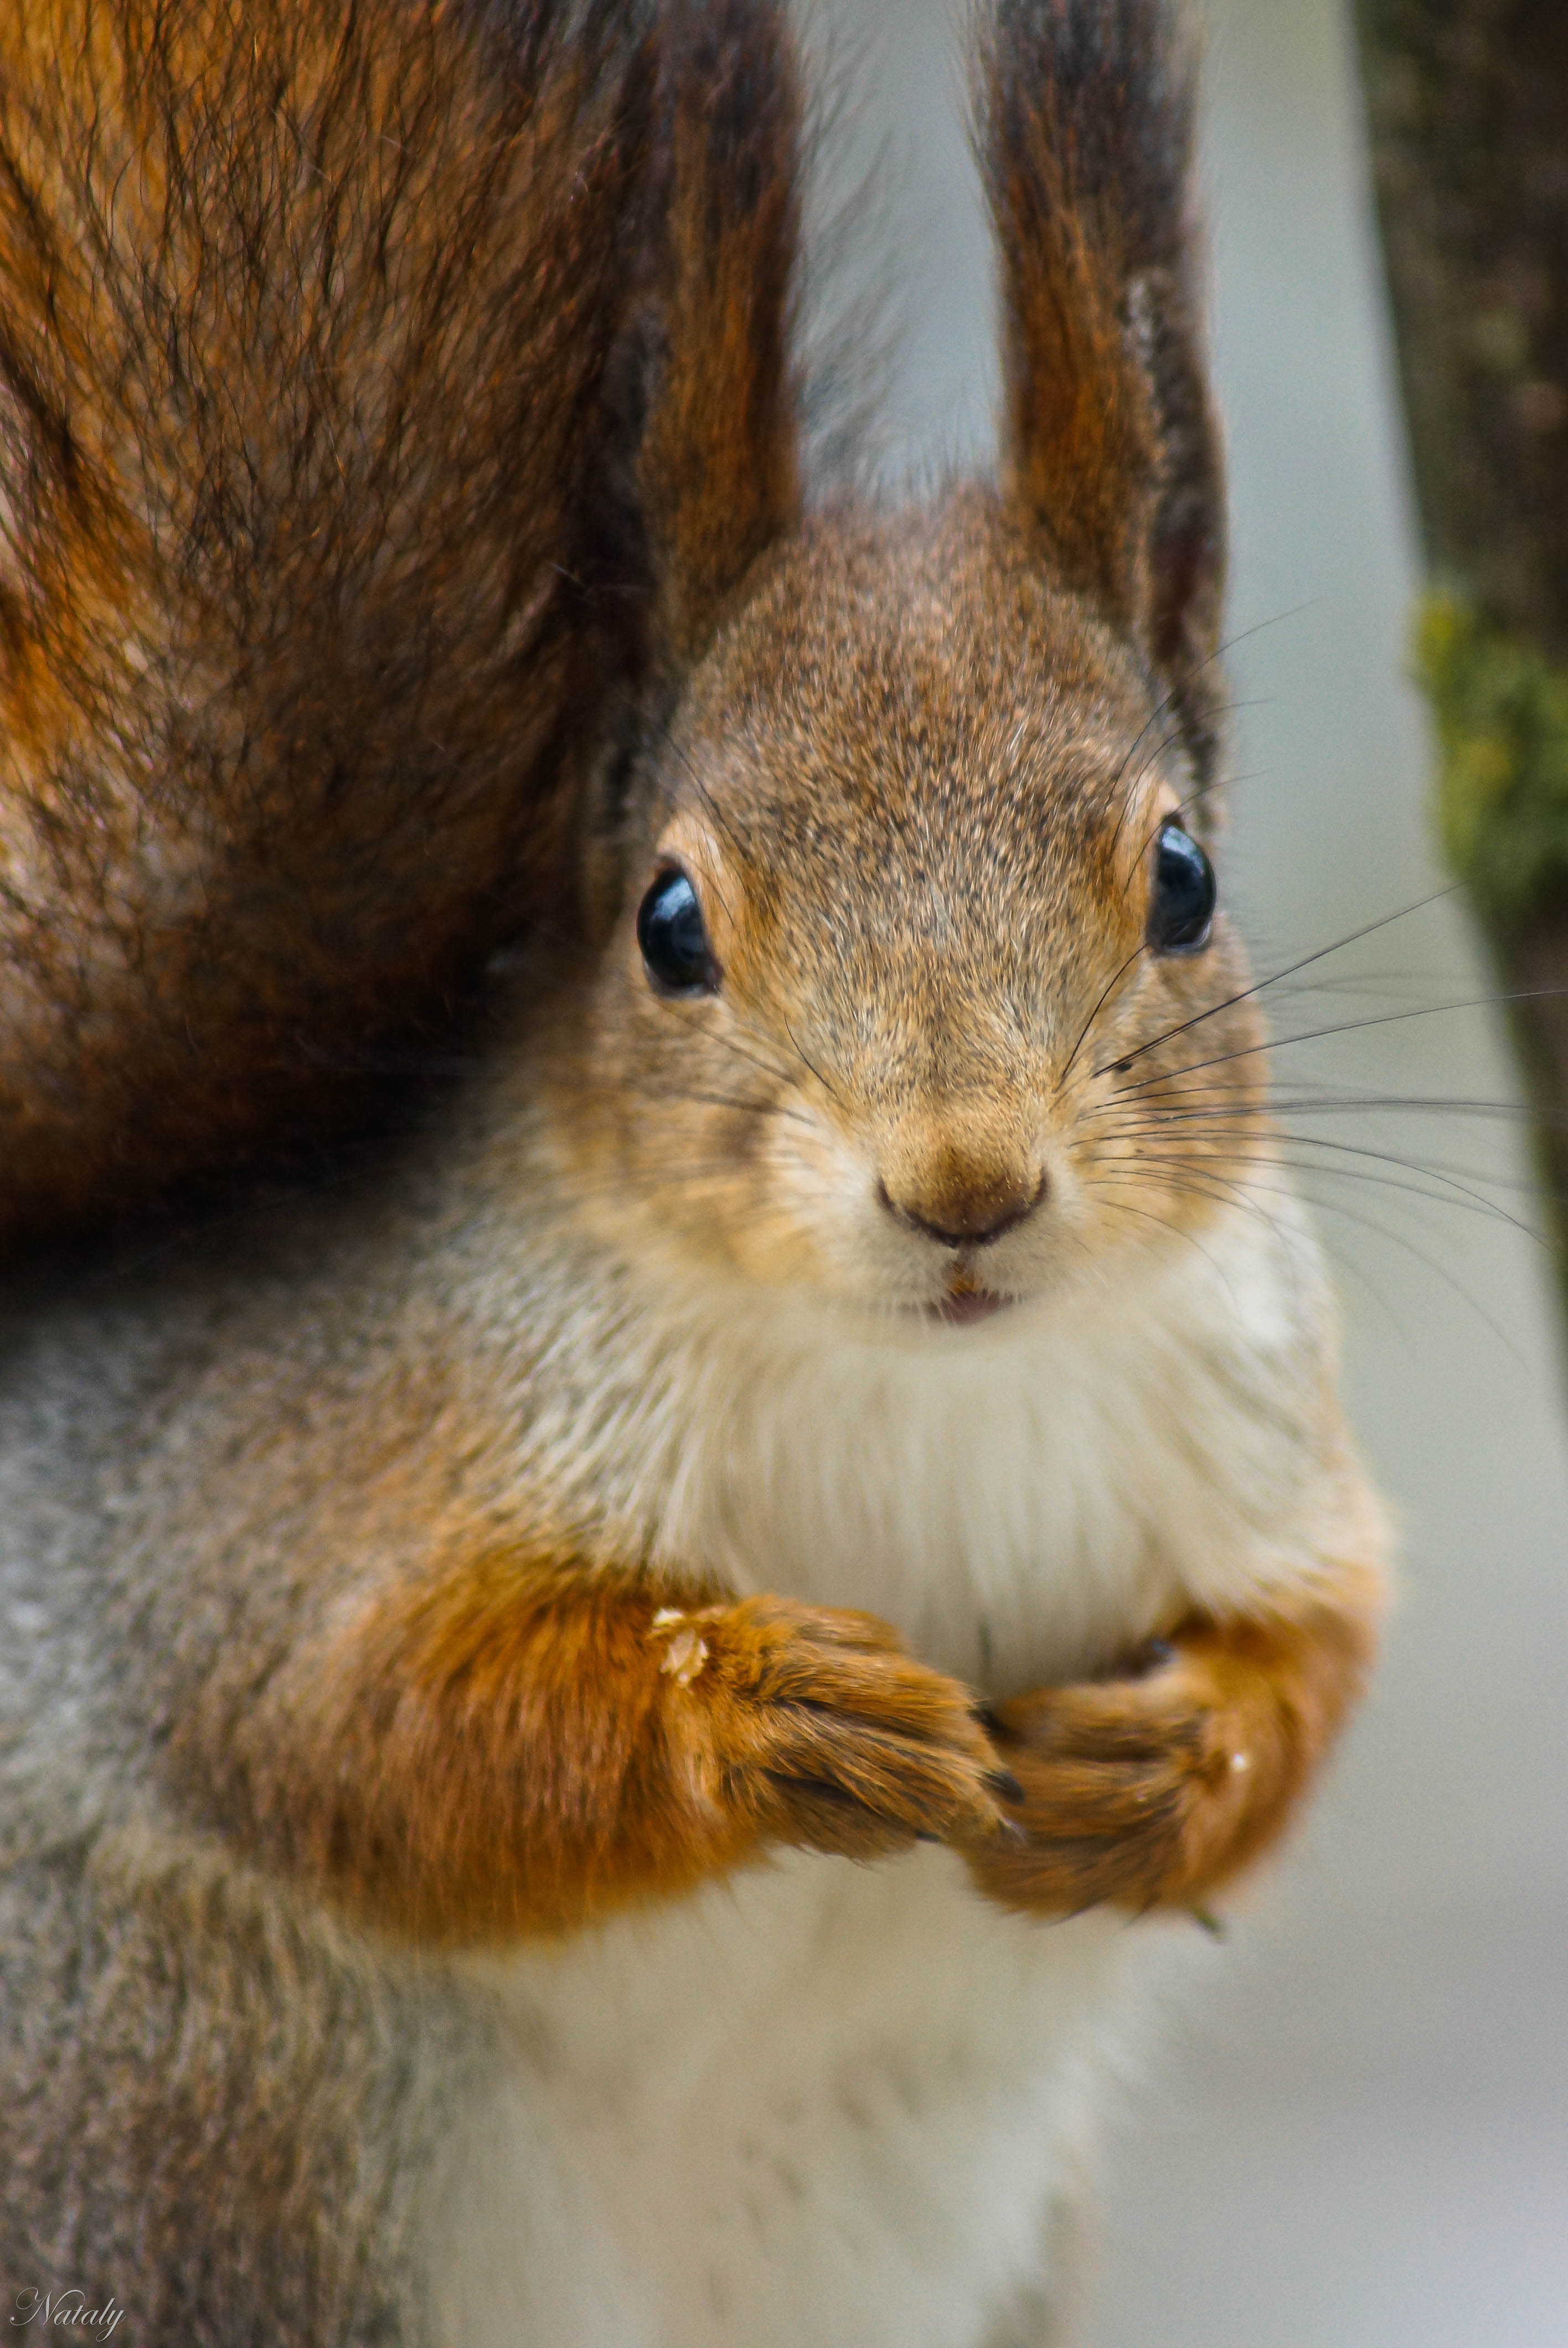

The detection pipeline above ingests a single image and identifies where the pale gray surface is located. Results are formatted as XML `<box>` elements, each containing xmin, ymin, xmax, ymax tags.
<box><xmin>799</xmin><ymin>1</ymin><xmax>1568</xmax><ymax>2340</ymax></box>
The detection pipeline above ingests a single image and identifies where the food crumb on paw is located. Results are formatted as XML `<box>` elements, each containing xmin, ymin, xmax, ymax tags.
<box><xmin>661</xmin><ymin>1628</ymin><xmax>709</xmax><ymax>1685</ymax></box>
<box><xmin>652</xmin><ymin>1611</ymin><xmax>709</xmax><ymax>1685</ymax></box>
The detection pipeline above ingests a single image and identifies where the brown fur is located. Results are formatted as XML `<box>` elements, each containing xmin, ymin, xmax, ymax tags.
<box><xmin>553</xmin><ymin>491</ymin><xmax>1270</xmax><ymax>1306</ymax></box>
<box><xmin>968</xmin><ymin>1559</ymin><xmax>1384</xmax><ymax>1916</ymax></box>
<box><xmin>631</xmin><ymin>0</ymin><xmax>803</xmax><ymax>674</ymax></box>
<box><xmin>177</xmin><ymin>1539</ymin><xmax>1005</xmax><ymax>1943</ymax></box>
<box><xmin>0</xmin><ymin>0</ymin><xmax>649</xmax><ymax>1249</ymax></box>
<box><xmin>979</xmin><ymin>0</ymin><xmax>1227</xmax><ymax>777</ymax></box>
<box><xmin>0</xmin><ymin>0</ymin><xmax>1368</xmax><ymax>1953</ymax></box>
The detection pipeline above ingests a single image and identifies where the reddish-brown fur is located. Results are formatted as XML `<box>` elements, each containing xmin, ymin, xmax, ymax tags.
<box><xmin>981</xmin><ymin>0</ymin><xmax>1228</xmax><ymax>775</ymax></box>
<box><xmin>179</xmin><ymin>1531</ymin><xmax>1378</xmax><ymax>1943</ymax></box>
<box><xmin>0</xmin><ymin>0</ymin><xmax>649</xmax><ymax>1248</ymax></box>
<box><xmin>0</xmin><ymin>11</ymin><xmax>1392</xmax><ymax>2321</ymax></box>
<box><xmin>969</xmin><ymin>1562</ymin><xmax>1384</xmax><ymax>1915</ymax></box>
<box><xmin>180</xmin><ymin>1542</ymin><xmax>1006</xmax><ymax>1943</ymax></box>
<box><xmin>632</xmin><ymin>0</ymin><xmax>804</xmax><ymax>674</ymax></box>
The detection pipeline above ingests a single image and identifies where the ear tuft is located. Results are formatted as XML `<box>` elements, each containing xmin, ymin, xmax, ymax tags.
<box><xmin>631</xmin><ymin>0</ymin><xmax>804</xmax><ymax>676</ymax></box>
<box><xmin>978</xmin><ymin>0</ymin><xmax>1226</xmax><ymax>776</ymax></box>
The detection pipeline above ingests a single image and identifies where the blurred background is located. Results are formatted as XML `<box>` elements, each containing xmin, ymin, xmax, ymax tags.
<box><xmin>797</xmin><ymin>1</ymin><xmax>1568</xmax><ymax>2341</ymax></box>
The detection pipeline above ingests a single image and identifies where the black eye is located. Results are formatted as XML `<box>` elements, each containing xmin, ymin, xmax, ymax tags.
<box><xmin>1148</xmin><ymin>822</ymin><xmax>1216</xmax><ymax>952</ymax></box>
<box><xmin>637</xmin><ymin>868</ymin><xmax>718</xmax><ymax>995</ymax></box>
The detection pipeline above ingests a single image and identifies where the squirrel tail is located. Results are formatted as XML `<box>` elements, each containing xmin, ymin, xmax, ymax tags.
<box><xmin>0</xmin><ymin>0</ymin><xmax>651</xmax><ymax>1253</ymax></box>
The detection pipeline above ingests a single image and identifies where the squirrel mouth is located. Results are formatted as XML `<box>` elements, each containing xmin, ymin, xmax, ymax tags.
<box><xmin>928</xmin><ymin>1279</ymin><xmax>1014</xmax><ymax>1327</ymax></box>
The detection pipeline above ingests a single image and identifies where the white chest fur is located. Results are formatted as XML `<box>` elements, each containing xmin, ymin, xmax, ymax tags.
<box><xmin>429</xmin><ymin>1857</ymin><xmax>1196</xmax><ymax>2348</ymax></box>
<box><xmin>424</xmin><ymin>1192</ymin><xmax>1328</xmax><ymax>2346</ymax></box>
<box><xmin>550</xmin><ymin>1186</ymin><xmax>1338</xmax><ymax>1691</ymax></box>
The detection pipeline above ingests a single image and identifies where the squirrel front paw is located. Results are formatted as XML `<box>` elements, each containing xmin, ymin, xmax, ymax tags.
<box><xmin>659</xmin><ymin>1596</ymin><xmax>1013</xmax><ymax>1863</ymax></box>
<box><xmin>229</xmin><ymin>1561</ymin><xmax>1015</xmax><ymax>1941</ymax></box>
<box><xmin>960</xmin><ymin>1590</ymin><xmax>1378</xmax><ymax>1918</ymax></box>
<box><xmin>961</xmin><ymin>1645</ymin><xmax>1260</xmax><ymax>1917</ymax></box>
<box><xmin>224</xmin><ymin>1552</ymin><xmax>1372</xmax><ymax>1940</ymax></box>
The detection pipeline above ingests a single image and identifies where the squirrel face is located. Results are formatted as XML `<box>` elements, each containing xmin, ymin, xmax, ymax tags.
<box><xmin>553</xmin><ymin>493</ymin><xmax>1266</xmax><ymax>1326</ymax></box>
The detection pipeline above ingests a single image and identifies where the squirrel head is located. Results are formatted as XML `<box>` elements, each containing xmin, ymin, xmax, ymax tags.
<box><xmin>546</xmin><ymin>0</ymin><xmax>1266</xmax><ymax>1328</ymax></box>
<box><xmin>0</xmin><ymin>0</ymin><xmax>1263</xmax><ymax>1275</ymax></box>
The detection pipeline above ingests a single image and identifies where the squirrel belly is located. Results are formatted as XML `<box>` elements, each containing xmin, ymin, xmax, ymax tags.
<box><xmin>429</xmin><ymin>1857</ymin><xmax>1147</xmax><ymax>2348</ymax></box>
<box><xmin>0</xmin><ymin>1036</ymin><xmax>1381</xmax><ymax>2342</ymax></box>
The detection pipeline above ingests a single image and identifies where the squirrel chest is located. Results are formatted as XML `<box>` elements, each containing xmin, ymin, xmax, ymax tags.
<box><xmin>405</xmin><ymin>1178</ymin><xmax>1328</xmax><ymax>2348</ymax></box>
<box><xmin>465</xmin><ymin>1168</ymin><xmax>1334</xmax><ymax>1692</ymax></box>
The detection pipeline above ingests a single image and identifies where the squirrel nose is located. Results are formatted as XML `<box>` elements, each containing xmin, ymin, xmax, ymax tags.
<box><xmin>877</xmin><ymin>1165</ymin><xmax>1046</xmax><ymax>1250</ymax></box>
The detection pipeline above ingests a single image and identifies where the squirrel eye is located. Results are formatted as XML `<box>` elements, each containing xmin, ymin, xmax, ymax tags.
<box><xmin>637</xmin><ymin>868</ymin><xmax>718</xmax><ymax>996</ymax></box>
<box><xmin>1148</xmin><ymin>821</ymin><xmax>1216</xmax><ymax>953</ymax></box>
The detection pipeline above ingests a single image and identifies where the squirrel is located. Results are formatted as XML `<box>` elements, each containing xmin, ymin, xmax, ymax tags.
<box><xmin>0</xmin><ymin>1</ymin><xmax>1389</xmax><ymax>2343</ymax></box>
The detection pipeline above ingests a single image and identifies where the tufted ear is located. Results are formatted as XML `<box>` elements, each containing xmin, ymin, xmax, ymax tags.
<box><xmin>624</xmin><ymin>0</ymin><xmax>804</xmax><ymax>678</ymax></box>
<box><xmin>977</xmin><ymin>0</ymin><xmax>1227</xmax><ymax>779</ymax></box>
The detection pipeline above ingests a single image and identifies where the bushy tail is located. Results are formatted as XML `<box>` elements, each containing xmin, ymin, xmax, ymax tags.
<box><xmin>0</xmin><ymin>0</ymin><xmax>650</xmax><ymax>1253</ymax></box>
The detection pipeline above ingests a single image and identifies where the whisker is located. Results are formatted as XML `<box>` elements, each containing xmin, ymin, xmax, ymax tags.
<box><xmin>652</xmin><ymin>717</ymin><xmax>752</xmax><ymax>913</ymax></box>
<box><xmin>1055</xmin><ymin>942</ymin><xmax>1151</xmax><ymax>1094</ymax></box>
<box><xmin>782</xmin><ymin>1015</ymin><xmax>848</xmax><ymax>1111</ymax></box>
<box><xmin>661</xmin><ymin>1009</ymin><xmax>796</xmax><ymax>1094</ymax></box>
<box><xmin>1087</xmin><ymin>1120</ymin><xmax>1546</xmax><ymax>1247</ymax></box>
<box><xmin>1089</xmin><ymin>884</ymin><xmax>1465</xmax><ymax>1081</ymax></box>
<box><xmin>1106</xmin><ymin>988</ymin><xmax>1568</xmax><ymax>1102</ymax></box>
<box><xmin>620</xmin><ymin>1085</ymin><xmax>814</xmax><ymax>1126</ymax></box>
<box><xmin>1105</xmin><ymin>1139</ymin><xmax>1543</xmax><ymax>1239</ymax></box>
<box><xmin>1110</xmin><ymin>706</ymin><xmax>1274</xmax><ymax>895</ymax></box>
<box><xmin>1272</xmin><ymin>1133</ymin><xmax>1544</xmax><ymax>1244</ymax></box>
<box><xmin>1104</xmin><ymin>721</ymin><xmax>1196</xmax><ymax>866</ymax></box>
<box><xmin>1085</xmin><ymin>1163</ymin><xmax>1299</xmax><ymax>1262</ymax></box>
<box><xmin>1081</xmin><ymin>1186</ymin><xmax>1242</xmax><ymax>1290</ymax></box>
<box><xmin>1100</xmin><ymin>589</ymin><xmax>1316</xmax><ymax>837</ymax></box>
<box><xmin>1084</xmin><ymin>1161</ymin><xmax>1524</xmax><ymax>1355</ymax></box>
<box><xmin>1086</xmin><ymin>1093</ymin><xmax>1550</xmax><ymax>1133</ymax></box>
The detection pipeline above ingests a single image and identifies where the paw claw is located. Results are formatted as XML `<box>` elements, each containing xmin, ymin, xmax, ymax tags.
<box><xmin>972</xmin><ymin>1700</ymin><xmax>1013</xmax><ymax>1741</ymax></box>
<box><xmin>1122</xmin><ymin>1637</ymin><xmax>1177</xmax><ymax>1680</ymax></box>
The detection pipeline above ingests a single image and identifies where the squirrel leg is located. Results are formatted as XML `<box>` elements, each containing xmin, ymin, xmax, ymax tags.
<box><xmin>962</xmin><ymin>1559</ymin><xmax>1384</xmax><ymax>1918</ymax></box>
<box><xmin>183</xmin><ymin>1557</ymin><xmax>1008</xmax><ymax>1944</ymax></box>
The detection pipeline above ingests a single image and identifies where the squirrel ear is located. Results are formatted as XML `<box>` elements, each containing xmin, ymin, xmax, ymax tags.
<box><xmin>622</xmin><ymin>0</ymin><xmax>803</xmax><ymax>676</ymax></box>
<box><xmin>978</xmin><ymin>0</ymin><xmax>1227</xmax><ymax>777</ymax></box>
